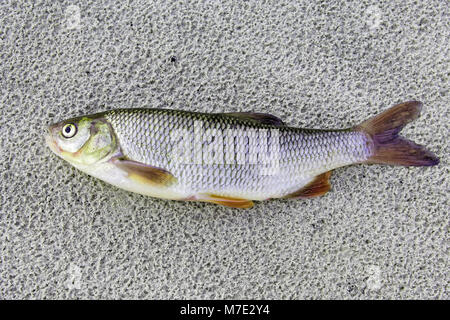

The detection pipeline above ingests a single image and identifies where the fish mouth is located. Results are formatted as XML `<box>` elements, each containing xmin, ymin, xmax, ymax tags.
<box><xmin>45</xmin><ymin>126</ymin><xmax>62</xmax><ymax>155</ymax></box>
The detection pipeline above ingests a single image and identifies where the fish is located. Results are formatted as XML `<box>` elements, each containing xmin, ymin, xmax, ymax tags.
<box><xmin>46</xmin><ymin>101</ymin><xmax>439</xmax><ymax>209</ymax></box>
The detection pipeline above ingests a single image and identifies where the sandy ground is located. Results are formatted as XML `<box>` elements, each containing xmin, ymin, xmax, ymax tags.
<box><xmin>0</xmin><ymin>0</ymin><xmax>448</xmax><ymax>299</ymax></box>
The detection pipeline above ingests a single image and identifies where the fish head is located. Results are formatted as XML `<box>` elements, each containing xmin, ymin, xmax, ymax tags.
<box><xmin>46</xmin><ymin>114</ymin><xmax>118</xmax><ymax>166</ymax></box>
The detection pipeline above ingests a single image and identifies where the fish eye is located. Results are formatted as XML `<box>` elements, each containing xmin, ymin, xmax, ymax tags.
<box><xmin>62</xmin><ymin>123</ymin><xmax>77</xmax><ymax>138</ymax></box>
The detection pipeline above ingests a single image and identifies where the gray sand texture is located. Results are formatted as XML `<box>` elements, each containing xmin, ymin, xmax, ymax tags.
<box><xmin>0</xmin><ymin>0</ymin><xmax>448</xmax><ymax>299</ymax></box>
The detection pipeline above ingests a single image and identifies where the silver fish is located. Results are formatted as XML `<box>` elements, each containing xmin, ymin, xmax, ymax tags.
<box><xmin>46</xmin><ymin>101</ymin><xmax>439</xmax><ymax>208</ymax></box>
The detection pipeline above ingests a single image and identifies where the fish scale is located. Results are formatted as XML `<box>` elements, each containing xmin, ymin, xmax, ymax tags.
<box><xmin>104</xmin><ymin>108</ymin><xmax>371</xmax><ymax>199</ymax></box>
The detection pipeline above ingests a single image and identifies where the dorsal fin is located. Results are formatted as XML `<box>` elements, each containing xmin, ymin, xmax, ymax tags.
<box><xmin>283</xmin><ymin>171</ymin><xmax>332</xmax><ymax>199</ymax></box>
<box><xmin>221</xmin><ymin>112</ymin><xmax>284</xmax><ymax>126</ymax></box>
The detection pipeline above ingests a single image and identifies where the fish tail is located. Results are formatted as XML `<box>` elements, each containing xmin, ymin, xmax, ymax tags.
<box><xmin>356</xmin><ymin>101</ymin><xmax>439</xmax><ymax>166</ymax></box>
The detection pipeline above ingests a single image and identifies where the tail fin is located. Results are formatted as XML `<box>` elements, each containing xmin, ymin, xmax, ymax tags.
<box><xmin>356</xmin><ymin>101</ymin><xmax>439</xmax><ymax>166</ymax></box>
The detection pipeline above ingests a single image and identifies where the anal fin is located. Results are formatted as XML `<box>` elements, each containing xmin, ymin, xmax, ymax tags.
<box><xmin>194</xmin><ymin>193</ymin><xmax>254</xmax><ymax>209</ymax></box>
<box><xmin>283</xmin><ymin>171</ymin><xmax>332</xmax><ymax>199</ymax></box>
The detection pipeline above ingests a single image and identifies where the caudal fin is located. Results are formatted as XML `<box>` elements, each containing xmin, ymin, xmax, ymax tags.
<box><xmin>356</xmin><ymin>101</ymin><xmax>439</xmax><ymax>166</ymax></box>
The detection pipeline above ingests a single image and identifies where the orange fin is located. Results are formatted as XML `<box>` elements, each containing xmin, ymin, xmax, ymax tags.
<box><xmin>194</xmin><ymin>193</ymin><xmax>254</xmax><ymax>209</ymax></box>
<box><xmin>221</xmin><ymin>112</ymin><xmax>284</xmax><ymax>126</ymax></box>
<box><xmin>356</xmin><ymin>101</ymin><xmax>439</xmax><ymax>166</ymax></box>
<box><xmin>283</xmin><ymin>171</ymin><xmax>332</xmax><ymax>199</ymax></box>
<box><xmin>111</xmin><ymin>158</ymin><xmax>177</xmax><ymax>186</ymax></box>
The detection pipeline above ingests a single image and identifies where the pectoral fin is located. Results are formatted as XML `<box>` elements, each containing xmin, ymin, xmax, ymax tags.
<box><xmin>283</xmin><ymin>171</ymin><xmax>332</xmax><ymax>199</ymax></box>
<box><xmin>194</xmin><ymin>193</ymin><xmax>254</xmax><ymax>209</ymax></box>
<box><xmin>111</xmin><ymin>158</ymin><xmax>177</xmax><ymax>186</ymax></box>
